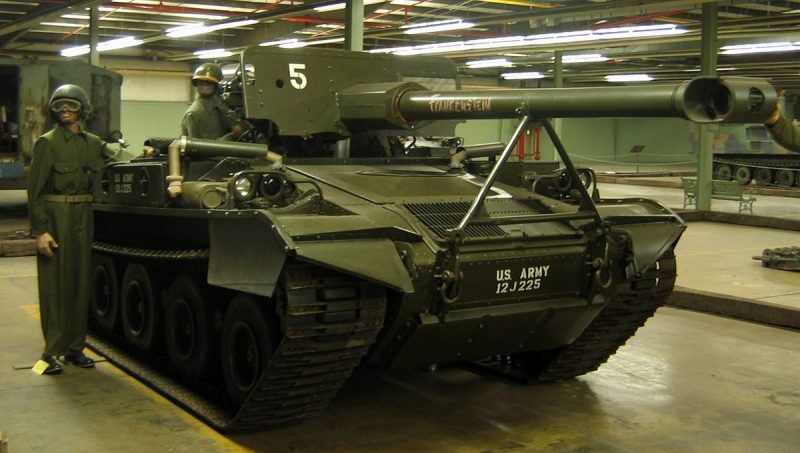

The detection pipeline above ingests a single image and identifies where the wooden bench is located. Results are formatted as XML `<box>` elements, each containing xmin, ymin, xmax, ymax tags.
<box><xmin>681</xmin><ymin>177</ymin><xmax>756</xmax><ymax>214</ymax></box>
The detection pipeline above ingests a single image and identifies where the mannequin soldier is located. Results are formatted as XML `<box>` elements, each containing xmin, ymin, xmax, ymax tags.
<box><xmin>27</xmin><ymin>84</ymin><xmax>107</xmax><ymax>374</ymax></box>
<box><xmin>180</xmin><ymin>62</ymin><xmax>233</xmax><ymax>139</ymax></box>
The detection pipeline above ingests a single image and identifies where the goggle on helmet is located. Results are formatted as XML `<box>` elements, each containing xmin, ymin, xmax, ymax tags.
<box><xmin>50</xmin><ymin>98</ymin><xmax>82</xmax><ymax>113</ymax></box>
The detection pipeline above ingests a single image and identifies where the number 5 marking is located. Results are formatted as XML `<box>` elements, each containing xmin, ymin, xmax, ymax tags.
<box><xmin>288</xmin><ymin>63</ymin><xmax>307</xmax><ymax>89</ymax></box>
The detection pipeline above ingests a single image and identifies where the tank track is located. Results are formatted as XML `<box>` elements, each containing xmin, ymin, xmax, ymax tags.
<box><xmin>468</xmin><ymin>249</ymin><xmax>676</xmax><ymax>383</ymax></box>
<box><xmin>88</xmin><ymin>249</ymin><xmax>386</xmax><ymax>432</ymax></box>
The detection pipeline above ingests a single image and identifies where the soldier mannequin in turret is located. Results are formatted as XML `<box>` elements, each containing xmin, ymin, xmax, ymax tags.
<box><xmin>27</xmin><ymin>85</ymin><xmax>108</xmax><ymax>374</ymax></box>
<box><xmin>181</xmin><ymin>62</ymin><xmax>234</xmax><ymax>139</ymax></box>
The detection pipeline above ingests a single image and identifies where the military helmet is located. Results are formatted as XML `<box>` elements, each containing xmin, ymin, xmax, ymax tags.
<box><xmin>49</xmin><ymin>84</ymin><xmax>92</xmax><ymax>121</ymax></box>
<box><xmin>192</xmin><ymin>62</ymin><xmax>223</xmax><ymax>86</ymax></box>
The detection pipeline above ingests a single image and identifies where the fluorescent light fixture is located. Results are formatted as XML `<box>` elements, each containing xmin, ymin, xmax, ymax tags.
<box><xmin>466</xmin><ymin>58</ymin><xmax>512</xmax><ymax>68</ymax></box>
<box><xmin>308</xmin><ymin>37</ymin><xmax>346</xmax><ymax>45</ymax></box>
<box><xmin>280</xmin><ymin>41</ymin><xmax>308</xmax><ymax>48</ymax></box>
<box><xmin>166</xmin><ymin>23</ymin><xmax>207</xmax><ymax>37</ymax></box>
<box><xmin>41</xmin><ymin>22</ymin><xmax>85</xmax><ymax>27</ymax></box>
<box><xmin>402</xmin><ymin>19</ymin><xmax>475</xmax><ymax>35</ymax></box>
<box><xmin>391</xmin><ymin>0</ymin><xmax>419</xmax><ymax>5</ymax></box>
<box><xmin>97</xmin><ymin>36</ymin><xmax>143</xmax><ymax>52</ymax></box>
<box><xmin>61</xmin><ymin>45</ymin><xmax>90</xmax><ymax>57</ymax></box>
<box><xmin>260</xmin><ymin>38</ymin><xmax>298</xmax><ymax>47</ymax></box>
<box><xmin>314</xmin><ymin>2</ymin><xmax>346</xmax><ymax>12</ymax></box>
<box><xmin>281</xmin><ymin>37</ymin><xmax>345</xmax><ymax>48</ymax></box>
<box><xmin>315</xmin><ymin>0</ymin><xmax>382</xmax><ymax>12</ymax></box>
<box><xmin>720</xmin><ymin>42</ymin><xmax>800</xmax><ymax>55</ymax></box>
<box><xmin>560</xmin><ymin>53</ymin><xmax>609</xmax><ymax>63</ymax></box>
<box><xmin>501</xmin><ymin>72</ymin><xmax>545</xmax><ymax>80</ymax></box>
<box><xmin>166</xmin><ymin>19</ymin><xmax>258</xmax><ymax>38</ymax></box>
<box><xmin>378</xmin><ymin>23</ymin><xmax>686</xmax><ymax>55</ymax></box>
<box><xmin>606</xmin><ymin>74</ymin><xmax>653</xmax><ymax>82</ymax></box>
<box><xmin>194</xmin><ymin>48</ymin><xmax>234</xmax><ymax>59</ymax></box>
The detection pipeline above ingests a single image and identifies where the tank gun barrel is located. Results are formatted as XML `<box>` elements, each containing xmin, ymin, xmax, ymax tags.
<box><xmin>338</xmin><ymin>77</ymin><xmax>775</xmax><ymax>131</ymax></box>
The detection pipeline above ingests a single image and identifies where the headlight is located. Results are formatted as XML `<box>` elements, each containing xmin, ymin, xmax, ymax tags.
<box><xmin>259</xmin><ymin>175</ymin><xmax>283</xmax><ymax>199</ymax></box>
<box><xmin>232</xmin><ymin>175</ymin><xmax>256</xmax><ymax>200</ymax></box>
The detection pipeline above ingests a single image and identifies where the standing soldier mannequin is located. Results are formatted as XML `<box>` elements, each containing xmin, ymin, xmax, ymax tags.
<box><xmin>27</xmin><ymin>85</ymin><xmax>107</xmax><ymax>375</ymax></box>
<box><xmin>181</xmin><ymin>62</ymin><xmax>233</xmax><ymax>139</ymax></box>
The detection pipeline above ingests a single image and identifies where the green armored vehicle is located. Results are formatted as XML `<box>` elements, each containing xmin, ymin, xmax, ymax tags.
<box><xmin>88</xmin><ymin>46</ymin><xmax>775</xmax><ymax>431</ymax></box>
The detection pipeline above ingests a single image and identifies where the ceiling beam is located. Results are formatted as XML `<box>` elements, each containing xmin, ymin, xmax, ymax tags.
<box><xmin>0</xmin><ymin>0</ymin><xmax>107</xmax><ymax>39</ymax></box>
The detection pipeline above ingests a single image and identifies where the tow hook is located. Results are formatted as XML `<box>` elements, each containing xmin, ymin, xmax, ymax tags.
<box><xmin>438</xmin><ymin>269</ymin><xmax>463</xmax><ymax>304</ymax></box>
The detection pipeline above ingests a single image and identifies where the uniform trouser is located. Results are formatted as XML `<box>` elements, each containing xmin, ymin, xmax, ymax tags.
<box><xmin>37</xmin><ymin>200</ymin><xmax>93</xmax><ymax>356</ymax></box>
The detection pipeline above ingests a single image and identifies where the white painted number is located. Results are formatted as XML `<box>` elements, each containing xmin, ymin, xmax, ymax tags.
<box><xmin>288</xmin><ymin>63</ymin><xmax>307</xmax><ymax>89</ymax></box>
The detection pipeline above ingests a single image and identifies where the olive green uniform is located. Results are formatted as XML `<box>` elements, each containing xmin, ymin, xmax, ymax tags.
<box><xmin>180</xmin><ymin>95</ymin><xmax>233</xmax><ymax>139</ymax></box>
<box><xmin>767</xmin><ymin>115</ymin><xmax>800</xmax><ymax>152</ymax></box>
<box><xmin>27</xmin><ymin>125</ymin><xmax>105</xmax><ymax>356</ymax></box>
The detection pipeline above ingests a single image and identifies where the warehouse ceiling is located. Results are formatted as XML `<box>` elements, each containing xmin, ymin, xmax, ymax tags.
<box><xmin>1</xmin><ymin>0</ymin><xmax>800</xmax><ymax>88</ymax></box>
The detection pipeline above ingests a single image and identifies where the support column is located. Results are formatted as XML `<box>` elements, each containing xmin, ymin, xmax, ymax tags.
<box><xmin>344</xmin><ymin>0</ymin><xmax>364</xmax><ymax>52</ymax></box>
<box><xmin>552</xmin><ymin>50</ymin><xmax>564</xmax><ymax>162</ymax></box>
<box><xmin>696</xmin><ymin>2</ymin><xmax>718</xmax><ymax>210</ymax></box>
<box><xmin>89</xmin><ymin>6</ymin><xmax>100</xmax><ymax>66</ymax></box>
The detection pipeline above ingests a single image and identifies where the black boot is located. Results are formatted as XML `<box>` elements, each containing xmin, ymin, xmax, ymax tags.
<box><xmin>64</xmin><ymin>350</ymin><xmax>95</xmax><ymax>368</ymax></box>
<box><xmin>41</xmin><ymin>355</ymin><xmax>64</xmax><ymax>375</ymax></box>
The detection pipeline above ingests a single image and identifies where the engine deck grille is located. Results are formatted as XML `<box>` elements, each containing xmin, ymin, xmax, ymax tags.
<box><xmin>405</xmin><ymin>200</ymin><xmax>537</xmax><ymax>240</ymax></box>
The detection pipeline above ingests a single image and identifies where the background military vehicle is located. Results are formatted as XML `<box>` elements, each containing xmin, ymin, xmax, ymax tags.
<box><xmin>87</xmin><ymin>46</ymin><xmax>775</xmax><ymax>432</ymax></box>
<box><xmin>0</xmin><ymin>59</ymin><xmax>122</xmax><ymax>189</ymax></box>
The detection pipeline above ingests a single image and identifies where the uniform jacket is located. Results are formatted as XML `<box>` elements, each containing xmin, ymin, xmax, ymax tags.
<box><xmin>767</xmin><ymin>115</ymin><xmax>800</xmax><ymax>153</ymax></box>
<box><xmin>27</xmin><ymin>125</ymin><xmax>105</xmax><ymax>236</ymax></box>
<box><xmin>180</xmin><ymin>95</ymin><xmax>233</xmax><ymax>139</ymax></box>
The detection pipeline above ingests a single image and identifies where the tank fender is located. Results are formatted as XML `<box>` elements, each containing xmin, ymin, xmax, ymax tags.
<box><xmin>294</xmin><ymin>240</ymin><xmax>415</xmax><ymax>293</ymax></box>
<box><xmin>611</xmin><ymin>221</ymin><xmax>685</xmax><ymax>278</ymax></box>
<box><xmin>208</xmin><ymin>214</ymin><xmax>288</xmax><ymax>297</ymax></box>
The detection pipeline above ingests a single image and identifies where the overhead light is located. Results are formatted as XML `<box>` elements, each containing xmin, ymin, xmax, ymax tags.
<box><xmin>377</xmin><ymin>23</ymin><xmax>686</xmax><ymax>56</ymax></box>
<box><xmin>466</xmin><ymin>58</ymin><xmax>512</xmax><ymax>68</ymax></box>
<box><xmin>402</xmin><ymin>19</ymin><xmax>475</xmax><ymax>35</ymax></box>
<box><xmin>194</xmin><ymin>48</ymin><xmax>234</xmax><ymax>59</ymax></box>
<box><xmin>61</xmin><ymin>45</ymin><xmax>90</xmax><ymax>57</ymax></box>
<box><xmin>280</xmin><ymin>41</ymin><xmax>308</xmax><ymax>48</ymax></box>
<box><xmin>41</xmin><ymin>22</ymin><xmax>85</xmax><ymax>27</ymax></box>
<box><xmin>314</xmin><ymin>0</ymin><xmax>383</xmax><ymax>12</ymax></box>
<box><xmin>606</xmin><ymin>74</ymin><xmax>653</xmax><ymax>82</ymax></box>
<box><xmin>166</xmin><ymin>19</ymin><xmax>258</xmax><ymax>38</ymax></box>
<box><xmin>167</xmin><ymin>23</ymin><xmax>208</xmax><ymax>37</ymax></box>
<box><xmin>97</xmin><ymin>36</ymin><xmax>143</xmax><ymax>52</ymax></box>
<box><xmin>260</xmin><ymin>38</ymin><xmax>298</xmax><ymax>47</ymax></box>
<box><xmin>720</xmin><ymin>42</ymin><xmax>800</xmax><ymax>55</ymax></box>
<box><xmin>501</xmin><ymin>72</ymin><xmax>545</xmax><ymax>80</ymax></box>
<box><xmin>391</xmin><ymin>0</ymin><xmax>419</xmax><ymax>5</ymax></box>
<box><xmin>560</xmin><ymin>53</ymin><xmax>609</xmax><ymax>63</ymax></box>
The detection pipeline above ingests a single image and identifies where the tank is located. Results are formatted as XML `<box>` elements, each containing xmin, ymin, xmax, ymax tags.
<box><xmin>713</xmin><ymin>153</ymin><xmax>800</xmax><ymax>187</ymax></box>
<box><xmin>88</xmin><ymin>46</ymin><xmax>776</xmax><ymax>432</ymax></box>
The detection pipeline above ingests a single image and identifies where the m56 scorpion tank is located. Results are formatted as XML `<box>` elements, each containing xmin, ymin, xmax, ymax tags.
<box><xmin>88</xmin><ymin>46</ymin><xmax>775</xmax><ymax>432</ymax></box>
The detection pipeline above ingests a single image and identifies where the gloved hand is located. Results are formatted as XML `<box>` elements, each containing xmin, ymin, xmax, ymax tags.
<box><xmin>36</xmin><ymin>232</ymin><xmax>59</xmax><ymax>257</ymax></box>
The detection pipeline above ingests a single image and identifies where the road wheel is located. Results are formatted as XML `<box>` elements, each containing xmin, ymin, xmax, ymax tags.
<box><xmin>733</xmin><ymin>166</ymin><xmax>752</xmax><ymax>184</ymax></box>
<box><xmin>221</xmin><ymin>293</ymin><xmax>275</xmax><ymax>406</ymax></box>
<box><xmin>90</xmin><ymin>253</ymin><xmax>119</xmax><ymax>334</ymax></box>
<box><xmin>713</xmin><ymin>164</ymin><xmax>732</xmax><ymax>181</ymax></box>
<box><xmin>120</xmin><ymin>263</ymin><xmax>160</xmax><ymax>351</ymax></box>
<box><xmin>754</xmin><ymin>167</ymin><xmax>774</xmax><ymax>185</ymax></box>
<box><xmin>776</xmin><ymin>169</ymin><xmax>795</xmax><ymax>187</ymax></box>
<box><xmin>165</xmin><ymin>274</ymin><xmax>215</xmax><ymax>377</ymax></box>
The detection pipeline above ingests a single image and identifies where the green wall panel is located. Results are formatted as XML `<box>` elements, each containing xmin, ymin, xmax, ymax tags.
<box><xmin>121</xmin><ymin>100</ymin><xmax>189</xmax><ymax>154</ymax></box>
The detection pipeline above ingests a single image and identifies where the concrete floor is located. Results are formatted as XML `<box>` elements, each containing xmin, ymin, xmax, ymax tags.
<box><xmin>2</xmin><ymin>179</ymin><xmax>800</xmax><ymax>452</ymax></box>
<box><xmin>2</xmin><ymin>257</ymin><xmax>799</xmax><ymax>451</ymax></box>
